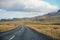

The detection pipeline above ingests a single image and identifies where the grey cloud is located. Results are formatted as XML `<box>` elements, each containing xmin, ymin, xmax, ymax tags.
<box><xmin>0</xmin><ymin>0</ymin><xmax>59</xmax><ymax>13</ymax></box>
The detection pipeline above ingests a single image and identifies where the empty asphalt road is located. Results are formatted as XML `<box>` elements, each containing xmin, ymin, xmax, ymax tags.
<box><xmin>0</xmin><ymin>25</ymin><xmax>53</xmax><ymax>40</ymax></box>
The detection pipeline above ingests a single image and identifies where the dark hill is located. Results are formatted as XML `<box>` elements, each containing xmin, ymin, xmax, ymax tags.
<box><xmin>30</xmin><ymin>9</ymin><xmax>60</xmax><ymax>22</ymax></box>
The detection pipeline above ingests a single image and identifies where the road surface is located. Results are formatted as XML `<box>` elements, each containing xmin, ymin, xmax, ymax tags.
<box><xmin>0</xmin><ymin>25</ymin><xmax>53</xmax><ymax>40</ymax></box>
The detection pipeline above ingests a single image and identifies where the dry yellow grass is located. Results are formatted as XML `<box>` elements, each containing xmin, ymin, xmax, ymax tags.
<box><xmin>25</xmin><ymin>24</ymin><xmax>60</xmax><ymax>40</ymax></box>
<box><xmin>22</xmin><ymin>21</ymin><xmax>60</xmax><ymax>40</ymax></box>
<box><xmin>0</xmin><ymin>22</ymin><xmax>17</xmax><ymax>32</ymax></box>
<box><xmin>0</xmin><ymin>21</ymin><xmax>60</xmax><ymax>40</ymax></box>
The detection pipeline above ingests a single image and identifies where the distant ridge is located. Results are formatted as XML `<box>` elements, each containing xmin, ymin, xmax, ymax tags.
<box><xmin>30</xmin><ymin>9</ymin><xmax>60</xmax><ymax>21</ymax></box>
<box><xmin>0</xmin><ymin>9</ymin><xmax>60</xmax><ymax>22</ymax></box>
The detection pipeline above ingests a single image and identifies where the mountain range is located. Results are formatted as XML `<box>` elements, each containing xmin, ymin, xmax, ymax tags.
<box><xmin>30</xmin><ymin>9</ymin><xmax>60</xmax><ymax>22</ymax></box>
<box><xmin>0</xmin><ymin>9</ymin><xmax>60</xmax><ymax>22</ymax></box>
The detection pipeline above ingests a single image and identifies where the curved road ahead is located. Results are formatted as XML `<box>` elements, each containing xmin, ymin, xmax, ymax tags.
<box><xmin>0</xmin><ymin>25</ymin><xmax>53</xmax><ymax>40</ymax></box>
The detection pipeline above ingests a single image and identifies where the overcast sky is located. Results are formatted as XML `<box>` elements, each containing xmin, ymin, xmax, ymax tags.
<box><xmin>0</xmin><ymin>0</ymin><xmax>60</xmax><ymax>19</ymax></box>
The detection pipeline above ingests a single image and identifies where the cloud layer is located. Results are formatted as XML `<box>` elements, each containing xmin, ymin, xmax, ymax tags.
<box><xmin>0</xmin><ymin>0</ymin><xmax>59</xmax><ymax>19</ymax></box>
<box><xmin>0</xmin><ymin>0</ymin><xmax>59</xmax><ymax>12</ymax></box>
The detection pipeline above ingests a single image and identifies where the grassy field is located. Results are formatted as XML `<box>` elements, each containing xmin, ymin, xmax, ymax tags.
<box><xmin>0</xmin><ymin>21</ymin><xmax>60</xmax><ymax>40</ymax></box>
<box><xmin>0</xmin><ymin>21</ymin><xmax>18</xmax><ymax>32</ymax></box>
<box><xmin>21</xmin><ymin>21</ymin><xmax>60</xmax><ymax>40</ymax></box>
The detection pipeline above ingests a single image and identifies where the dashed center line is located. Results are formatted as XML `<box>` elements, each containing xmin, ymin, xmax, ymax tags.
<box><xmin>9</xmin><ymin>35</ymin><xmax>15</xmax><ymax>40</ymax></box>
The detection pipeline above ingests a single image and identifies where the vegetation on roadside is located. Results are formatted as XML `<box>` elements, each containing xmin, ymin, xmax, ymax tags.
<box><xmin>0</xmin><ymin>22</ymin><xmax>17</xmax><ymax>32</ymax></box>
<box><xmin>0</xmin><ymin>20</ymin><xmax>60</xmax><ymax>40</ymax></box>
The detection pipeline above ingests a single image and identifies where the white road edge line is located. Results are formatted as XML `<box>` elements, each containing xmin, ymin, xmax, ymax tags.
<box><xmin>9</xmin><ymin>35</ymin><xmax>15</xmax><ymax>40</ymax></box>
